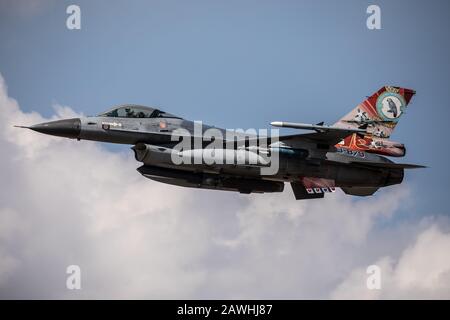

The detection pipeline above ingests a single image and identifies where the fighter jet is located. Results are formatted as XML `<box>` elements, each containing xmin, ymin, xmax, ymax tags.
<box><xmin>16</xmin><ymin>86</ymin><xmax>424</xmax><ymax>200</ymax></box>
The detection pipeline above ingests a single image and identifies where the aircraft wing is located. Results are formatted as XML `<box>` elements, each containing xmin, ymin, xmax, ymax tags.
<box><xmin>271</xmin><ymin>121</ymin><xmax>366</xmax><ymax>146</ymax></box>
<box><xmin>279</xmin><ymin>129</ymin><xmax>361</xmax><ymax>146</ymax></box>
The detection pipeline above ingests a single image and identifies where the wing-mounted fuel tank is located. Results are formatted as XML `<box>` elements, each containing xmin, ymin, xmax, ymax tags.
<box><xmin>137</xmin><ymin>165</ymin><xmax>284</xmax><ymax>194</ymax></box>
<box><xmin>132</xmin><ymin>143</ymin><xmax>174</xmax><ymax>165</ymax></box>
<box><xmin>132</xmin><ymin>142</ymin><xmax>274</xmax><ymax>167</ymax></box>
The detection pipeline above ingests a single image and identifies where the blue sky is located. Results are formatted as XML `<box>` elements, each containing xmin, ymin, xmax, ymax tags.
<box><xmin>1</xmin><ymin>0</ymin><xmax>449</xmax><ymax>231</ymax></box>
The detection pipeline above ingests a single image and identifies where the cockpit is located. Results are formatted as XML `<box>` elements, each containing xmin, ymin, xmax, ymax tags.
<box><xmin>98</xmin><ymin>105</ymin><xmax>181</xmax><ymax>119</ymax></box>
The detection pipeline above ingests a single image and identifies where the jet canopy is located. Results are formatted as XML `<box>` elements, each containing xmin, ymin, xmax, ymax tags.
<box><xmin>98</xmin><ymin>104</ymin><xmax>181</xmax><ymax>119</ymax></box>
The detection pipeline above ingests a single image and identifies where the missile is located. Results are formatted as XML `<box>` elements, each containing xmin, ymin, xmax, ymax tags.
<box><xmin>270</xmin><ymin>121</ymin><xmax>366</xmax><ymax>134</ymax></box>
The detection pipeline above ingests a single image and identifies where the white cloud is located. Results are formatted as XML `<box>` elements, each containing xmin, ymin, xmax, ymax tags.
<box><xmin>0</xmin><ymin>73</ymin><xmax>449</xmax><ymax>299</ymax></box>
<box><xmin>331</xmin><ymin>226</ymin><xmax>450</xmax><ymax>299</ymax></box>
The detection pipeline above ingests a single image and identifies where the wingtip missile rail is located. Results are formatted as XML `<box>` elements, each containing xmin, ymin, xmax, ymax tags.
<box><xmin>270</xmin><ymin>121</ymin><xmax>367</xmax><ymax>134</ymax></box>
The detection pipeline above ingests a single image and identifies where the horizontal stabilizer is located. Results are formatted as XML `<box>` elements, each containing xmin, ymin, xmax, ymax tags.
<box><xmin>349</xmin><ymin>161</ymin><xmax>426</xmax><ymax>169</ymax></box>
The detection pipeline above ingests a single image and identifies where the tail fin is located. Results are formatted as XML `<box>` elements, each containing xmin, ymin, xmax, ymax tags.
<box><xmin>334</xmin><ymin>86</ymin><xmax>416</xmax><ymax>139</ymax></box>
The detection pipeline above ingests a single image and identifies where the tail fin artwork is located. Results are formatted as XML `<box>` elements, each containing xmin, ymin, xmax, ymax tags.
<box><xmin>334</xmin><ymin>86</ymin><xmax>416</xmax><ymax>157</ymax></box>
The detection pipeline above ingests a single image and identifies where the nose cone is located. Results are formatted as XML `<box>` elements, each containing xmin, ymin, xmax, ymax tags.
<box><xmin>30</xmin><ymin>118</ymin><xmax>81</xmax><ymax>139</ymax></box>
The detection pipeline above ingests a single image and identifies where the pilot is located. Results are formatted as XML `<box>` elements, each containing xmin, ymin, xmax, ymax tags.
<box><xmin>125</xmin><ymin>108</ymin><xmax>136</xmax><ymax>118</ymax></box>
